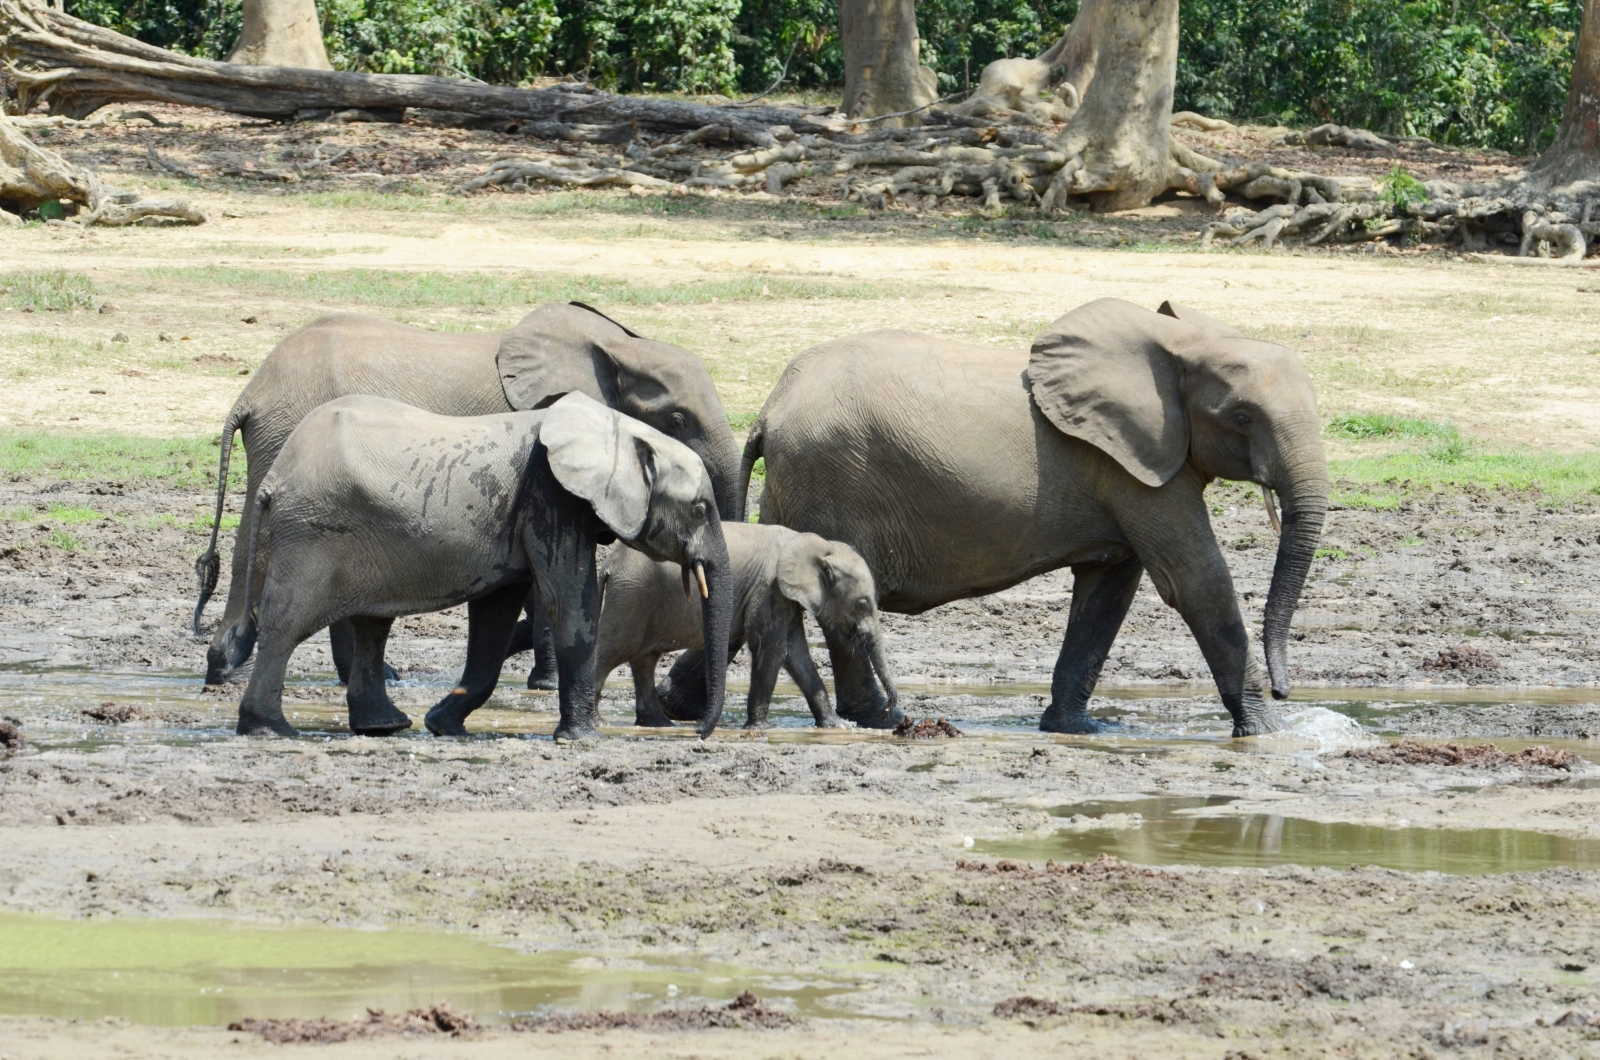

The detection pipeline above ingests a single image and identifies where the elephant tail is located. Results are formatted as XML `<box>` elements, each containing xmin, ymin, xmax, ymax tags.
<box><xmin>218</xmin><ymin>488</ymin><xmax>269</xmax><ymax>672</ymax></box>
<box><xmin>738</xmin><ymin>420</ymin><xmax>764</xmax><ymax>524</ymax></box>
<box><xmin>192</xmin><ymin>406</ymin><xmax>246</xmax><ymax>635</ymax></box>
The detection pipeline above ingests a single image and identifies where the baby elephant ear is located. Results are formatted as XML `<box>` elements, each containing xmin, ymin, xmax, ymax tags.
<box><xmin>541</xmin><ymin>393</ymin><xmax>652</xmax><ymax>540</ymax></box>
<box><xmin>776</xmin><ymin>531</ymin><xmax>835</xmax><ymax>613</ymax></box>
<box><xmin>1156</xmin><ymin>300</ymin><xmax>1246</xmax><ymax>338</ymax></box>
<box><xmin>1028</xmin><ymin>297</ymin><xmax>1194</xmax><ymax>488</ymax></box>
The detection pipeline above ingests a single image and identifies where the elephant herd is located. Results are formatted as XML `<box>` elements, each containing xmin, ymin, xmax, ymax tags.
<box><xmin>193</xmin><ymin>297</ymin><xmax>1328</xmax><ymax>740</ymax></box>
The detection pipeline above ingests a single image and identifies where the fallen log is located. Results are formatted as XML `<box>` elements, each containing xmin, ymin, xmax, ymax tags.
<box><xmin>0</xmin><ymin>0</ymin><xmax>833</xmax><ymax>136</ymax></box>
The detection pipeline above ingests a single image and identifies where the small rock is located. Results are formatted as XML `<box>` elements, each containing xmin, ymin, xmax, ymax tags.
<box><xmin>242</xmin><ymin>315</ymin><xmax>257</xmax><ymax>324</ymax></box>
<box><xmin>88</xmin><ymin>388</ymin><xmax>106</xmax><ymax>395</ymax></box>
<box><xmin>158</xmin><ymin>333</ymin><xmax>173</xmax><ymax>342</ymax></box>
<box><xmin>98</xmin><ymin>302</ymin><xmax>118</xmax><ymax>314</ymax></box>
<box><xmin>111</xmin><ymin>332</ymin><xmax>129</xmax><ymax>342</ymax></box>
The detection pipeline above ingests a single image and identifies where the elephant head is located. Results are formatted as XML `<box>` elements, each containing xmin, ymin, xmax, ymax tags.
<box><xmin>498</xmin><ymin>303</ymin><xmax>745</xmax><ymax>522</ymax></box>
<box><xmin>776</xmin><ymin>531</ymin><xmax>898</xmax><ymax>712</ymax></box>
<box><xmin>1027</xmin><ymin>297</ymin><xmax>1328</xmax><ymax>700</ymax></box>
<box><xmin>543</xmin><ymin>393</ymin><xmax>733</xmax><ymax>736</ymax></box>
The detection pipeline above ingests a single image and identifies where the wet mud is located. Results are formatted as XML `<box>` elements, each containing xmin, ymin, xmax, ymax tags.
<box><xmin>4</xmin><ymin>478</ymin><xmax>1600</xmax><ymax>1056</ymax></box>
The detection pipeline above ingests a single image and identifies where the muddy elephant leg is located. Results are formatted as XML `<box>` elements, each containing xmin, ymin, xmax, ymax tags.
<box><xmin>1173</xmin><ymin>582</ymin><xmax>1280</xmax><ymax>737</ymax></box>
<box><xmin>1041</xmin><ymin>556</ymin><xmax>1144</xmax><ymax>735</ymax></box>
<box><xmin>330</xmin><ymin>619</ymin><xmax>400</xmax><ymax>687</ymax></box>
<box><xmin>205</xmin><ymin>501</ymin><xmax>257</xmax><ymax>686</ymax></box>
<box><xmin>234</xmin><ymin>587</ymin><xmax>316</xmax><ymax>737</ymax></box>
<box><xmin>744</xmin><ymin>629</ymin><xmax>786</xmax><ymax>730</ymax></box>
<box><xmin>630</xmin><ymin>653</ymin><xmax>674</xmax><ymax>727</ymax></box>
<box><xmin>424</xmin><ymin>582</ymin><xmax>527</xmax><ymax>737</ymax></box>
<box><xmin>345</xmin><ymin>616</ymin><xmax>411</xmax><ymax>736</ymax></box>
<box><xmin>784</xmin><ymin>620</ymin><xmax>841</xmax><ymax>728</ymax></box>
<box><xmin>521</xmin><ymin>594</ymin><xmax>559</xmax><ymax>691</ymax></box>
<box><xmin>657</xmin><ymin>648</ymin><xmax>709</xmax><ymax>722</ymax></box>
<box><xmin>822</xmin><ymin>624</ymin><xmax>903</xmax><ymax>729</ymax></box>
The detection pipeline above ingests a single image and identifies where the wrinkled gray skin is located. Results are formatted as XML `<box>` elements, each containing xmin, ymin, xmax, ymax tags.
<box><xmin>596</xmin><ymin>523</ymin><xmax>896</xmax><ymax>729</ymax></box>
<box><xmin>194</xmin><ymin>302</ymin><xmax>743</xmax><ymax>689</ymax></box>
<box><xmin>737</xmin><ymin>298</ymin><xmax>1329</xmax><ymax>737</ymax></box>
<box><xmin>220</xmin><ymin>393</ymin><xmax>732</xmax><ymax>742</ymax></box>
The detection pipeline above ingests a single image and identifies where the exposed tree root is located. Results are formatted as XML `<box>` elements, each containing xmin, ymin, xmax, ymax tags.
<box><xmin>0</xmin><ymin>107</ymin><xmax>205</xmax><ymax>224</ymax></box>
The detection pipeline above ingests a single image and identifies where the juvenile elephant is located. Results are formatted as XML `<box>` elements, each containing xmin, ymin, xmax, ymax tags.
<box><xmin>731</xmin><ymin>298</ymin><xmax>1328</xmax><ymax>737</ymax></box>
<box><xmin>219</xmin><ymin>392</ymin><xmax>732</xmax><ymax>741</ymax></box>
<box><xmin>595</xmin><ymin>523</ymin><xmax>896</xmax><ymax>728</ymax></box>
<box><xmin>194</xmin><ymin>301</ymin><xmax>742</xmax><ymax>688</ymax></box>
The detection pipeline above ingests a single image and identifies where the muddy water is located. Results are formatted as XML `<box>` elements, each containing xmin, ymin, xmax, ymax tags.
<box><xmin>0</xmin><ymin>913</ymin><xmax>866</xmax><ymax>1026</ymax></box>
<box><xmin>975</xmin><ymin>794</ymin><xmax>1600</xmax><ymax>874</ymax></box>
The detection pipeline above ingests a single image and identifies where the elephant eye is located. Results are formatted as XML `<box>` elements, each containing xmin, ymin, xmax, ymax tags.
<box><xmin>693</xmin><ymin>502</ymin><xmax>708</xmax><ymax>520</ymax></box>
<box><xmin>670</xmin><ymin>412</ymin><xmax>687</xmax><ymax>432</ymax></box>
<box><xmin>1234</xmin><ymin>410</ymin><xmax>1252</xmax><ymax>428</ymax></box>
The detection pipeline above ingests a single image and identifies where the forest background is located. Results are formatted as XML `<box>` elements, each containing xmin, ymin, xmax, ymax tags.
<box><xmin>66</xmin><ymin>0</ymin><xmax>1586</xmax><ymax>156</ymax></box>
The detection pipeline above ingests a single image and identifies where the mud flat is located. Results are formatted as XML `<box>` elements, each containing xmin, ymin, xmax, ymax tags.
<box><xmin>5</xmin><ymin>473</ymin><xmax>1600</xmax><ymax>1056</ymax></box>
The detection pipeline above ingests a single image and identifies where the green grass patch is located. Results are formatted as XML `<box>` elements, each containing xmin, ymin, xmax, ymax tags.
<box><xmin>45</xmin><ymin>505</ymin><xmax>101</xmax><ymax>523</ymax></box>
<box><xmin>142</xmin><ymin>267</ymin><xmax>883</xmax><ymax>309</ymax></box>
<box><xmin>191</xmin><ymin>513</ymin><xmax>242</xmax><ymax>531</ymax></box>
<box><xmin>0</xmin><ymin>269</ymin><xmax>97</xmax><ymax>312</ymax></box>
<box><xmin>1326</xmin><ymin>412</ymin><xmax>1458</xmax><ymax>440</ymax></box>
<box><xmin>48</xmin><ymin>528</ymin><xmax>81</xmax><ymax>551</ymax></box>
<box><xmin>1329</xmin><ymin>450</ymin><xmax>1600</xmax><ymax>499</ymax></box>
<box><xmin>0</xmin><ymin>433</ymin><xmax>244</xmax><ymax>490</ymax></box>
<box><xmin>1314</xmin><ymin>546</ymin><xmax>1347</xmax><ymax>560</ymax></box>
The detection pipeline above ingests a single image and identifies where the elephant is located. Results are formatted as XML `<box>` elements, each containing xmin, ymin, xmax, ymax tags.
<box><xmin>729</xmin><ymin>297</ymin><xmax>1328</xmax><ymax>737</ymax></box>
<box><xmin>193</xmin><ymin>301</ymin><xmax>743</xmax><ymax>690</ymax></box>
<box><xmin>594</xmin><ymin>523</ymin><xmax>896</xmax><ymax>729</ymax></box>
<box><xmin>217</xmin><ymin>392</ymin><xmax>732</xmax><ymax>741</ymax></box>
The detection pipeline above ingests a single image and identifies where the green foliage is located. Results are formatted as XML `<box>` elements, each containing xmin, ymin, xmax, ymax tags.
<box><xmin>323</xmin><ymin>0</ymin><xmax>559</xmax><ymax>80</ymax></box>
<box><xmin>1177</xmin><ymin>0</ymin><xmax>1583</xmax><ymax>153</ymax></box>
<box><xmin>1329</xmin><ymin>450</ymin><xmax>1600</xmax><ymax>498</ymax></box>
<box><xmin>1377</xmin><ymin>165</ymin><xmax>1430</xmax><ymax>209</ymax></box>
<box><xmin>0</xmin><ymin>269</ymin><xmax>97</xmax><ymax>312</ymax></box>
<box><xmin>1326</xmin><ymin>412</ymin><xmax>1457</xmax><ymax>439</ymax></box>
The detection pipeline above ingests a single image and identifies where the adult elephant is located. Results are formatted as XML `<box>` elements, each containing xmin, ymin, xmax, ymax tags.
<box><xmin>734</xmin><ymin>298</ymin><xmax>1328</xmax><ymax>736</ymax></box>
<box><xmin>193</xmin><ymin>301</ymin><xmax>742</xmax><ymax>686</ymax></box>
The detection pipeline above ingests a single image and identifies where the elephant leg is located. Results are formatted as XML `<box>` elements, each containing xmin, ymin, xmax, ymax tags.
<box><xmin>234</xmin><ymin>588</ymin><xmax>316</xmax><ymax>738</ymax></box>
<box><xmin>424</xmin><ymin>582</ymin><xmax>527</xmax><ymax>737</ymax></box>
<box><xmin>205</xmin><ymin>496</ymin><xmax>257</xmax><ymax>685</ymax></box>
<box><xmin>520</xmin><ymin>594</ymin><xmax>559</xmax><ymax>691</ymax></box>
<box><xmin>823</xmin><ymin>623</ymin><xmax>903</xmax><ymax>729</ymax></box>
<box><xmin>784</xmin><ymin>619</ymin><xmax>841</xmax><ymax>728</ymax></box>
<box><xmin>1041</xmin><ymin>556</ymin><xmax>1144</xmax><ymax>735</ymax></box>
<box><xmin>744</xmin><ymin>629</ymin><xmax>785</xmax><ymax>730</ymax></box>
<box><xmin>329</xmin><ymin>619</ymin><xmax>401</xmax><ymax>687</ymax></box>
<box><xmin>657</xmin><ymin>648</ymin><xmax>710</xmax><ymax>722</ymax></box>
<box><xmin>544</xmin><ymin>542</ymin><xmax>603</xmax><ymax>743</ymax></box>
<box><xmin>345</xmin><ymin>616</ymin><xmax>411</xmax><ymax>736</ymax></box>
<box><xmin>1174</xmin><ymin>585</ymin><xmax>1280</xmax><ymax>737</ymax></box>
<box><xmin>631</xmin><ymin>654</ymin><xmax>674</xmax><ymax>727</ymax></box>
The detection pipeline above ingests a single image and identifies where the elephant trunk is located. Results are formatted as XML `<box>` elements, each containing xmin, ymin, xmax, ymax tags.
<box><xmin>867</xmin><ymin>627</ymin><xmax>899</xmax><ymax>712</ymax></box>
<box><xmin>694</xmin><ymin>518</ymin><xmax>734</xmax><ymax>737</ymax></box>
<box><xmin>697</xmin><ymin>432</ymin><xmax>746</xmax><ymax>524</ymax></box>
<box><xmin>1261</xmin><ymin>446</ymin><xmax>1329</xmax><ymax>700</ymax></box>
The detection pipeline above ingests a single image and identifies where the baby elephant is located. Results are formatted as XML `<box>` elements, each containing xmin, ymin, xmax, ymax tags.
<box><xmin>595</xmin><ymin>523</ymin><xmax>896</xmax><ymax>728</ymax></box>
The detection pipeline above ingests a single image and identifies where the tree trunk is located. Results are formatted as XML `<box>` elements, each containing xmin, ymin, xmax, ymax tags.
<box><xmin>229</xmin><ymin>0</ymin><xmax>331</xmax><ymax>70</ymax></box>
<box><xmin>1528</xmin><ymin>0</ymin><xmax>1600</xmax><ymax>189</ymax></box>
<box><xmin>1051</xmin><ymin>0</ymin><xmax>1179</xmax><ymax>211</ymax></box>
<box><xmin>838</xmin><ymin>0</ymin><xmax>936</xmax><ymax>121</ymax></box>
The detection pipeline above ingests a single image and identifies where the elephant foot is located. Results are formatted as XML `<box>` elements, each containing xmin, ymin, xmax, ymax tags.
<box><xmin>1232</xmin><ymin>711</ymin><xmax>1284</xmax><ymax>738</ymax></box>
<box><xmin>813</xmin><ymin>712</ymin><xmax>846</xmax><ymax>729</ymax></box>
<box><xmin>656</xmin><ymin>680</ymin><xmax>708</xmax><ymax>723</ymax></box>
<box><xmin>553</xmin><ymin>722</ymin><xmax>602</xmax><ymax>743</ymax></box>
<box><xmin>424</xmin><ymin>705</ymin><xmax>470</xmax><ymax>737</ymax></box>
<box><xmin>236</xmin><ymin>711</ymin><xmax>298</xmax><ymax>738</ymax></box>
<box><xmin>742</xmin><ymin>717</ymin><xmax>773</xmax><ymax>731</ymax></box>
<box><xmin>633</xmin><ymin>706</ymin><xmax>675</xmax><ymax>728</ymax></box>
<box><xmin>349</xmin><ymin>702</ymin><xmax>413</xmax><ymax>737</ymax></box>
<box><xmin>526</xmin><ymin>667</ymin><xmax>559</xmax><ymax>692</ymax></box>
<box><xmin>204</xmin><ymin>647</ymin><xmax>229</xmax><ymax>686</ymax></box>
<box><xmin>1040</xmin><ymin>707</ymin><xmax>1100</xmax><ymax>735</ymax></box>
<box><xmin>837</xmin><ymin>695</ymin><xmax>904</xmax><ymax>730</ymax></box>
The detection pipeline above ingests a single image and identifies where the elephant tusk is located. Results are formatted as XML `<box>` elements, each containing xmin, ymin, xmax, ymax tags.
<box><xmin>695</xmin><ymin>562</ymin><xmax>709</xmax><ymax>599</ymax></box>
<box><xmin>1262</xmin><ymin>484</ymin><xmax>1282</xmax><ymax>535</ymax></box>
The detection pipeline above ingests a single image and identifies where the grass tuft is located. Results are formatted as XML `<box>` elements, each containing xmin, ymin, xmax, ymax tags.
<box><xmin>1330</xmin><ymin>450</ymin><xmax>1600</xmax><ymax>499</ymax></box>
<box><xmin>0</xmin><ymin>433</ymin><xmax>245</xmax><ymax>490</ymax></box>
<box><xmin>0</xmin><ymin>269</ymin><xmax>97</xmax><ymax>312</ymax></box>
<box><xmin>1327</xmin><ymin>412</ymin><xmax>1458</xmax><ymax>440</ymax></box>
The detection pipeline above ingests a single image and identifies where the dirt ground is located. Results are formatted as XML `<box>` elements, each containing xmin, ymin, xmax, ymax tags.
<box><xmin>5</xmin><ymin>105</ymin><xmax>1600</xmax><ymax>1059</ymax></box>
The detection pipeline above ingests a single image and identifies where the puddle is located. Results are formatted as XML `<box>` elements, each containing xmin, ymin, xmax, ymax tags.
<box><xmin>0</xmin><ymin>914</ymin><xmax>865</xmax><ymax>1027</ymax></box>
<box><xmin>974</xmin><ymin>795</ymin><xmax>1600</xmax><ymax>875</ymax></box>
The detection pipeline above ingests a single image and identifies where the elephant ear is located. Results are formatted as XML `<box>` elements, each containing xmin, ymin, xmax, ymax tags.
<box><xmin>1028</xmin><ymin>297</ymin><xmax>1198</xmax><ymax>488</ymax></box>
<box><xmin>775</xmin><ymin>531</ymin><xmax>835</xmax><ymax>613</ymax></box>
<box><xmin>497</xmin><ymin>303</ymin><xmax>625</xmax><ymax>411</ymax></box>
<box><xmin>542</xmin><ymin>392</ymin><xmax>709</xmax><ymax>541</ymax></box>
<box><xmin>1156</xmin><ymin>300</ymin><xmax>1247</xmax><ymax>338</ymax></box>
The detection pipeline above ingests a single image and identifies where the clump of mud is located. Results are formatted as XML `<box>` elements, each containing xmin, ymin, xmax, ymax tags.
<box><xmin>512</xmin><ymin>991</ymin><xmax>796</xmax><ymax>1032</ymax></box>
<box><xmin>0</xmin><ymin>720</ymin><xmax>23</xmax><ymax>753</ymax></box>
<box><xmin>82</xmin><ymin>702</ymin><xmax>146</xmax><ymax>724</ymax></box>
<box><xmin>1422</xmin><ymin>646</ymin><xmax>1501</xmax><ymax>672</ymax></box>
<box><xmin>893</xmin><ymin>717</ymin><xmax>963</xmax><ymax>739</ymax></box>
<box><xmin>957</xmin><ymin>854</ymin><xmax>1158</xmax><ymax>879</ymax></box>
<box><xmin>1343</xmin><ymin>740</ymin><xmax>1579</xmax><ymax>770</ymax></box>
<box><xmin>993</xmin><ymin>995</ymin><xmax>1203</xmax><ymax>1025</ymax></box>
<box><xmin>229</xmin><ymin>1003</ymin><xmax>472</xmax><ymax>1043</ymax></box>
